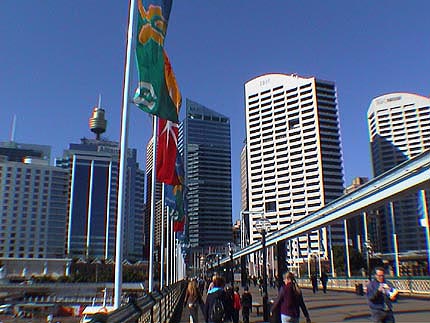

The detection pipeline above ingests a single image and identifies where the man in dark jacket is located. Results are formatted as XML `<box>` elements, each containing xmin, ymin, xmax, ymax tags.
<box><xmin>366</xmin><ymin>267</ymin><xmax>398</xmax><ymax>323</ymax></box>
<box><xmin>204</xmin><ymin>276</ymin><xmax>227</xmax><ymax>323</ymax></box>
<box><xmin>241</xmin><ymin>286</ymin><xmax>252</xmax><ymax>323</ymax></box>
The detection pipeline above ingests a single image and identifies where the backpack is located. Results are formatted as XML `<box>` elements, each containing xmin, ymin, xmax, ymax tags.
<box><xmin>210</xmin><ymin>297</ymin><xmax>225</xmax><ymax>323</ymax></box>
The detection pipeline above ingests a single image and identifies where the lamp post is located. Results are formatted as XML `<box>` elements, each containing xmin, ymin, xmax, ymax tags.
<box><xmin>200</xmin><ymin>255</ymin><xmax>205</xmax><ymax>278</ymax></box>
<box><xmin>255</xmin><ymin>217</ymin><xmax>271</xmax><ymax>322</ymax></box>
<box><xmin>228</xmin><ymin>243</ymin><xmax>234</xmax><ymax>286</ymax></box>
<box><xmin>365</xmin><ymin>240</ymin><xmax>373</xmax><ymax>281</ymax></box>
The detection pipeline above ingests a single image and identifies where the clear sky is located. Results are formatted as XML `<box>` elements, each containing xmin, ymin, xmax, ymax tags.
<box><xmin>1</xmin><ymin>1</ymin><xmax>429</xmax><ymax>221</ymax></box>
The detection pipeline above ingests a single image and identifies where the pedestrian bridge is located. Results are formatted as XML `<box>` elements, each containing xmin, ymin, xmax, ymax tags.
<box><xmin>226</xmin><ymin>149</ymin><xmax>430</xmax><ymax>259</ymax></box>
<box><xmin>93</xmin><ymin>280</ymin><xmax>430</xmax><ymax>323</ymax></box>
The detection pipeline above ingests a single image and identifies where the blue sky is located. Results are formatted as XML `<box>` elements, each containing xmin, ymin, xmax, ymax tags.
<box><xmin>1</xmin><ymin>1</ymin><xmax>429</xmax><ymax>221</ymax></box>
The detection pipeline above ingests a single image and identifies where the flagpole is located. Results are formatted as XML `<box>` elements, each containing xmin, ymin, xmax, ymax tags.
<box><xmin>149</xmin><ymin>116</ymin><xmax>158</xmax><ymax>292</ymax></box>
<box><xmin>166</xmin><ymin>205</ymin><xmax>171</xmax><ymax>285</ymax></box>
<box><xmin>114</xmin><ymin>0</ymin><xmax>136</xmax><ymax>309</ymax></box>
<box><xmin>160</xmin><ymin>184</ymin><xmax>165</xmax><ymax>288</ymax></box>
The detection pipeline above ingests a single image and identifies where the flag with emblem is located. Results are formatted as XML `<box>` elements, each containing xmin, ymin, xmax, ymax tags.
<box><xmin>156</xmin><ymin>118</ymin><xmax>180</xmax><ymax>185</ymax></box>
<box><xmin>133</xmin><ymin>0</ymin><xmax>181</xmax><ymax>122</ymax></box>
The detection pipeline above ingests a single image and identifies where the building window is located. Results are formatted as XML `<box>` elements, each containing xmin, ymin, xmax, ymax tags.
<box><xmin>265</xmin><ymin>201</ymin><xmax>276</xmax><ymax>212</ymax></box>
<box><xmin>288</xmin><ymin>118</ymin><xmax>300</xmax><ymax>129</ymax></box>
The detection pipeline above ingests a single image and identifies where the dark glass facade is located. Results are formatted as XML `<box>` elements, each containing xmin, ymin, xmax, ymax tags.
<box><xmin>179</xmin><ymin>99</ymin><xmax>233</xmax><ymax>250</ymax></box>
<box><xmin>56</xmin><ymin>138</ymin><xmax>144</xmax><ymax>260</ymax></box>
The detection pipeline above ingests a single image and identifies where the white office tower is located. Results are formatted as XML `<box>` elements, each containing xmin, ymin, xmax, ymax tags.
<box><xmin>244</xmin><ymin>74</ymin><xmax>345</xmax><ymax>267</ymax></box>
<box><xmin>367</xmin><ymin>93</ymin><xmax>430</xmax><ymax>255</ymax></box>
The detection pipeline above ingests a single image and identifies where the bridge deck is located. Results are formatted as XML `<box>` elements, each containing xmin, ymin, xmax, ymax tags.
<box><xmin>176</xmin><ymin>283</ymin><xmax>430</xmax><ymax>323</ymax></box>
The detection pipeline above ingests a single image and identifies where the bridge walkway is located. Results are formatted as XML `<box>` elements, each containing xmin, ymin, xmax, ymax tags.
<box><xmin>175</xmin><ymin>283</ymin><xmax>430</xmax><ymax>323</ymax></box>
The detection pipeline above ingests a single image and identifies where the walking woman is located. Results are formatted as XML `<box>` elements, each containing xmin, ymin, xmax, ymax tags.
<box><xmin>185</xmin><ymin>279</ymin><xmax>205</xmax><ymax>323</ymax></box>
<box><xmin>271</xmin><ymin>272</ymin><xmax>311</xmax><ymax>323</ymax></box>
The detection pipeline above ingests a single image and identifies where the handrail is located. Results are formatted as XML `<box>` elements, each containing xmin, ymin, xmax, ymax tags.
<box><xmin>222</xmin><ymin>150</ymin><xmax>430</xmax><ymax>263</ymax></box>
<box><xmin>103</xmin><ymin>280</ymin><xmax>187</xmax><ymax>323</ymax></box>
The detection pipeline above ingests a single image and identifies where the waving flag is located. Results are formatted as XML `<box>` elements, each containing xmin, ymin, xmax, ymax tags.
<box><xmin>133</xmin><ymin>0</ymin><xmax>181</xmax><ymax>122</ymax></box>
<box><xmin>165</xmin><ymin>183</ymin><xmax>184</xmax><ymax>219</ymax></box>
<box><xmin>173</xmin><ymin>217</ymin><xmax>185</xmax><ymax>232</ymax></box>
<box><xmin>156</xmin><ymin>118</ymin><xmax>180</xmax><ymax>185</ymax></box>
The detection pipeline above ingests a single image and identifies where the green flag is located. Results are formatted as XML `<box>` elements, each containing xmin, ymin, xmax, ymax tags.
<box><xmin>133</xmin><ymin>0</ymin><xmax>180</xmax><ymax>122</ymax></box>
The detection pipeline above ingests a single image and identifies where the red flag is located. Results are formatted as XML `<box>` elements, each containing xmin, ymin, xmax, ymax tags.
<box><xmin>173</xmin><ymin>217</ymin><xmax>185</xmax><ymax>232</ymax></box>
<box><xmin>156</xmin><ymin>118</ymin><xmax>180</xmax><ymax>185</ymax></box>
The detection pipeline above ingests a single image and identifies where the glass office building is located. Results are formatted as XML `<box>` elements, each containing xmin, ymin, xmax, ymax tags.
<box><xmin>179</xmin><ymin>99</ymin><xmax>233</xmax><ymax>251</ymax></box>
<box><xmin>56</xmin><ymin>138</ymin><xmax>145</xmax><ymax>260</ymax></box>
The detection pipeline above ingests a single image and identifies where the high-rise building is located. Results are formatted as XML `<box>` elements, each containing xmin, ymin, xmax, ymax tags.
<box><xmin>240</xmin><ymin>143</ymin><xmax>250</xmax><ymax>248</ymax></box>
<box><xmin>244</xmin><ymin>73</ymin><xmax>345</xmax><ymax>262</ymax></box>
<box><xmin>0</xmin><ymin>143</ymin><xmax>68</xmax><ymax>259</ymax></box>
<box><xmin>240</xmin><ymin>143</ymin><xmax>248</xmax><ymax>212</ymax></box>
<box><xmin>367</xmin><ymin>93</ymin><xmax>430</xmax><ymax>254</ymax></box>
<box><xmin>0</xmin><ymin>141</ymin><xmax>51</xmax><ymax>163</ymax></box>
<box><xmin>56</xmin><ymin>137</ymin><xmax>145</xmax><ymax>260</ymax></box>
<box><xmin>179</xmin><ymin>99</ymin><xmax>233</xmax><ymax>251</ymax></box>
<box><xmin>56</xmin><ymin>105</ymin><xmax>145</xmax><ymax>260</ymax></box>
<box><xmin>144</xmin><ymin>136</ymin><xmax>163</xmax><ymax>260</ymax></box>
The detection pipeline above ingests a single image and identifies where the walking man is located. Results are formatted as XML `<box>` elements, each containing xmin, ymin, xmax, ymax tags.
<box><xmin>320</xmin><ymin>271</ymin><xmax>328</xmax><ymax>293</ymax></box>
<box><xmin>366</xmin><ymin>267</ymin><xmax>399</xmax><ymax>323</ymax></box>
<box><xmin>310</xmin><ymin>274</ymin><xmax>318</xmax><ymax>294</ymax></box>
<box><xmin>241</xmin><ymin>286</ymin><xmax>252</xmax><ymax>323</ymax></box>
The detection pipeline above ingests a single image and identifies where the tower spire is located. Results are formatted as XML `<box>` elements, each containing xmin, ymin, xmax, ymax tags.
<box><xmin>88</xmin><ymin>95</ymin><xmax>107</xmax><ymax>140</ymax></box>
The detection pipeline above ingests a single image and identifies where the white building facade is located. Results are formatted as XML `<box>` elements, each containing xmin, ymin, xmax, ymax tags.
<box><xmin>0</xmin><ymin>158</ymin><xmax>69</xmax><ymax>259</ymax></box>
<box><xmin>367</xmin><ymin>93</ymin><xmax>430</xmax><ymax>255</ymax></box>
<box><xmin>244</xmin><ymin>74</ymin><xmax>345</xmax><ymax>271</ymax></box>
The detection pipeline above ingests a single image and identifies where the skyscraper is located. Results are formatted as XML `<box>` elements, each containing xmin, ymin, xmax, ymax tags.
<box><xmin>56</xmin><ymin>137</ymin><xmax>145</xmax><ymax>260</ymax></box>
<box><xmin>144</xmin><ymin>136</ymin><xmax>163</xmax><ymax>260</ymax></box>
<box><xmin>244</xmin><ymin>73</ymin><xmax>345</xmax><ymax>262</ymax></box>
<box><xmin>367</xmin><ymin>93</ymin><xmax>430</xmax><ymax>254</ymax></box>
<box><xmin>179</xmin><ymin>99</ymin><xmax>233</xmax><ymax>251</ymax></box>
<box><xmin>0</xmin><ymin>143</ymin><xmax>68</xmax><ymax>259</ymax></box>
<box><xmin>56</xmin><ymin>105</ymin><xmax>145</xmax><ymax>260</ymax></box>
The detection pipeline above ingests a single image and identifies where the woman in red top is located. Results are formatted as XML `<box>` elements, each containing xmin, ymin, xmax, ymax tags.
<box><xmin>271</xmin><ymin>272</ymin><xmax>311</xmax><ymax>323</ymax></box>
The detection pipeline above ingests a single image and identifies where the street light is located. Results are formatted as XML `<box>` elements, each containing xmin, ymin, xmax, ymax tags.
<box><xmin>255</xmin><ymin>216</ymin><xmax>271</xmax><ymax>322</ymax></box>
<box><xmin>228</xmin><ymin>243</ymin><xmax>234</xmax><ymax>286</ymax></box>
<box><xmin>200</xmin><ymin>255</ymin><xmax>205</xmax><ymax>277</ymax></box>
<box><xmin>364</xmin><ymin>240</ymin><xmax>373</xmax><ymax>281</ymax></box>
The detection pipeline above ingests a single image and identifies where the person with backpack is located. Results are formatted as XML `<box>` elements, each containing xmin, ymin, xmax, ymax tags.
<box><xmin>271</xmin><ymin>272</ymin><xmax>311</xmax><ymax>323</ymax></box>
<box><xmin>241</xmin><ymin>286</ymin><xmax>252</xmax><ymax>323</ymax></box>
<box><xmin>224</xmin><ymin>285</ymin><xmax>234</xmax><ymax>322</ymax></box>
<box><xmin>204</xmin><ymin>276</ymin><xmax>227</xmax><ymax>323</ymax></box>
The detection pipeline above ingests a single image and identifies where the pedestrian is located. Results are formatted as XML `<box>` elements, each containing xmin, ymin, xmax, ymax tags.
<box><xmin>232</xmin><ymin>286</ymin><xmax>241</xmax><ymax>323</ymax></box>
<box><xmin>271</xmin><ymin>272</ymin><xmax>311</xmax><ymax>323</ymax></box>
<box><xmin>320</xmin><ymin>271</ymin><xmax>328</xmax><ymax>293</ymax></box>
<box><xmin>198</xmin><ymin>276</ymin><xmax>206</xmax><ymax>295</ymax></box>
<box><xmin>366</xmin><ymin>267</ymin><xmax>399</xmax><ymax>323</ymax></box>
<box><xmin>224</xmin><ymin>285</ymin><xmax>234</xmax><ymax>322</ymax></box>
<box><xmin>185</xmin><ymin>280</ymin><xmax>205</xmax><ymax>323</ymax></box>
<box><xmin>310</xmin><ymin>274</ymin><xmax>318</xmax><ymax>293</ymax></box>
<box><xmin>241</xmin><ymin>286</ymin><xmax>252</xmax><ymax>323</ymax></box>
<box><xmin>204</xmin><ymin>276</ymin><xmax>227</xmax><ymax>323</ymax></box>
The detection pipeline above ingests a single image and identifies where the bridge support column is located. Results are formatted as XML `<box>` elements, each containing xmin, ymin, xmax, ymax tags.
<box><xmin>240</xmin><ymin>255</ymin><xmax>248</xmax><ymax>287</ymax></box>
<box><xmin>276</xmin><ymin>240</ymin><xmax>286</xmax><ymax>287</ymax></box>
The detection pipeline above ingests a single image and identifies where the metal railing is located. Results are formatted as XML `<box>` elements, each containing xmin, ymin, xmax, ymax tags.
<box><xmin>102</xmin><ymin>281</ymin><xmax>186</xmax><ymax>323</ymax></box>
<box><xmin>296</xmin><ymin>277</ymin><xmax>430</xmax><ymax>296</ymax></box>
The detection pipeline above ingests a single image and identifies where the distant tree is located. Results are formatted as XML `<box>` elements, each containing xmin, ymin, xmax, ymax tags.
<box><xmin>332</xmin><ymin>245</ymin><xmax>366</xmax><ymax>276</ymax></box>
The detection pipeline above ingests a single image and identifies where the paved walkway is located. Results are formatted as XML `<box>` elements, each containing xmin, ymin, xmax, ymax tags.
<box><xmin>177</xmin><ymin>284</ymin><xmax>430</xmax><ymax>323</ymax></box>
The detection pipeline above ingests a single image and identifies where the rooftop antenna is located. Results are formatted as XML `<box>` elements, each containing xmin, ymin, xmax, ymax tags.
<box><xmin>10</xmin><ymin>114</ymin><xmax>16</xmax><ymax>142</ymax></box>
<box><xmin>88</xmin><ymin>94</ymin><xmax>107</xmax><ymax>140</ymax></box>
